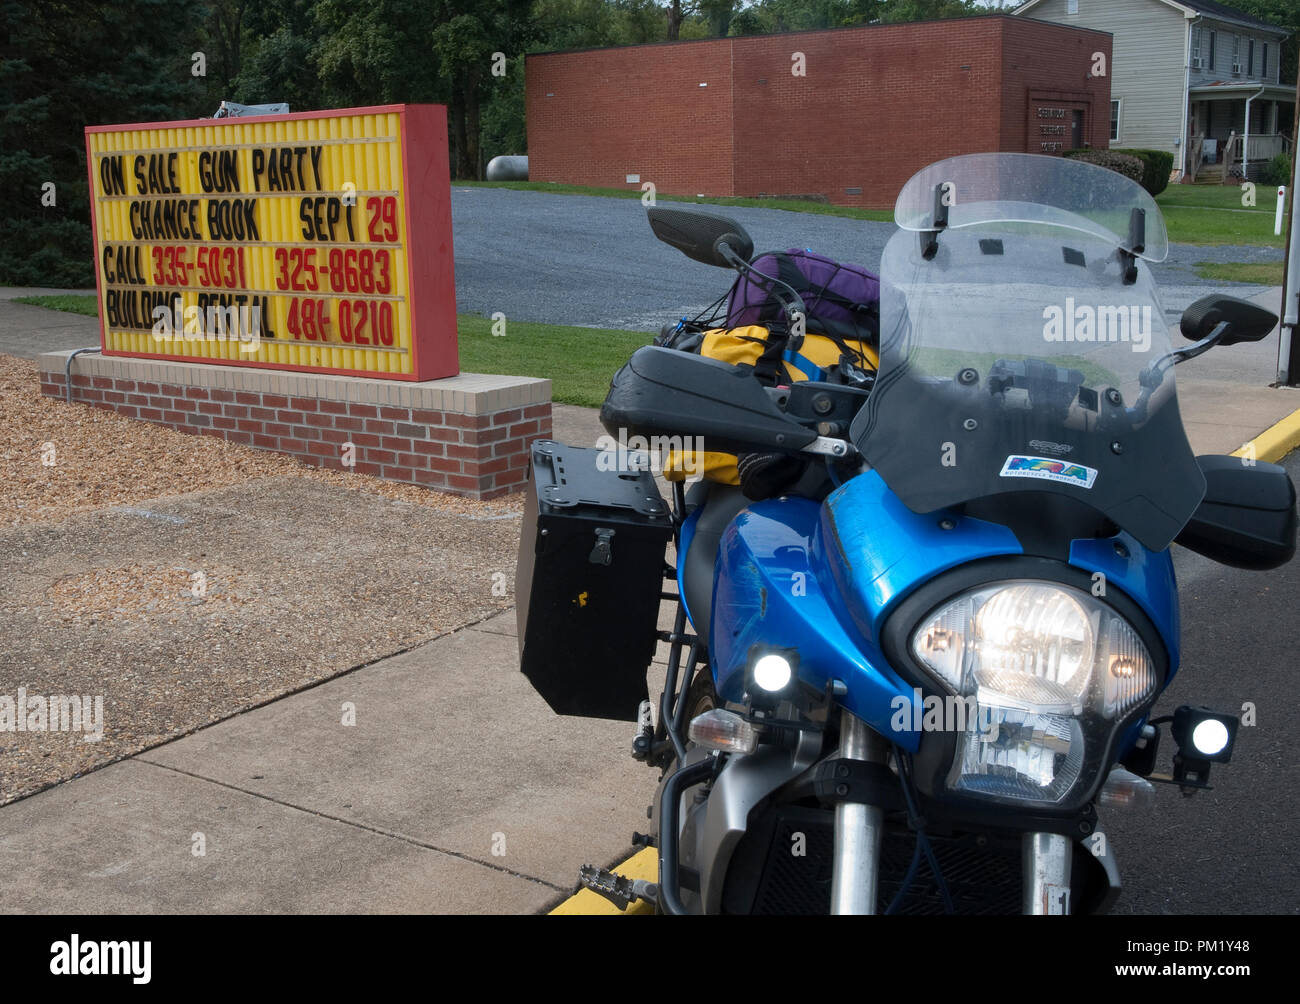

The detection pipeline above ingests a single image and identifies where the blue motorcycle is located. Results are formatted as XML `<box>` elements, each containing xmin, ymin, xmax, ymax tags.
<box><xmin>516</xmin><ymin>152</ymin><xmax>1295</xmax><ymax>914</ymax></box>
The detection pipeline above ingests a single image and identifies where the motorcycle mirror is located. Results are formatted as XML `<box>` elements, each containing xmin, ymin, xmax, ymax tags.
<box><xmin>1180</xmin><ymin>294</ymin><xmax>1277</xmax><ymax>346</ymax></box>
<box><xmin>647</xmin><ymin>207</ymin><xmax>754</xmax><ymax>268</ymax></box>
<box><xmin>599</xmin><ymin>346</ymin><xmax>817</xmax><ymax>455</ymax></box>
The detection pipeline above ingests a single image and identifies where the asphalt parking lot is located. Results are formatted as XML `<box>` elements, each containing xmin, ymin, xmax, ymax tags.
<box><xmin>1105</xmin><ymin>451</ymin><xmax>1300</xmax><ymax>914</ymax></box>
<box><xmin>449</xmin><ymin>186</ymin><xmax>1285</xmax><ymax>331</ymax></box>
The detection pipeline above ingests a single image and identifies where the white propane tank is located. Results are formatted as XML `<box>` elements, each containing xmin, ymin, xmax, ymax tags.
<box><xmin>486</xmin><ymin>155</ymin><xmax>529</xmax><ymax>181</ymax></box>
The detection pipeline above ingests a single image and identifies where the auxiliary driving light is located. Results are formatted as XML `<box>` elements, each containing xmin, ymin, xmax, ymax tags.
<box><xmin>1172</xmin><ymin>706</ymin><xmax>1238</xmax><ymax>763</ymax></box>
<box><xmin>753</xmin><ymin>654</ymin><xmax>793</xmax><ymax>692</ymax></box>
<box><xmin>744</xmin><ymin>647</ymin><xmax>800</xmax><ymax>707</ymax></box>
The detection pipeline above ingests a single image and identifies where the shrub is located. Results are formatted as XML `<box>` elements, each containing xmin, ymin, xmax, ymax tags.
<box><xmin>1262</xmin><ymin>153</ymin><xmax>1292</xmax><ymax>187</ymax></box>
<box><xmin>1112</xmin><ymin>148</ymin><xmax>1174</xmax><ymax>197</ymax></box>
<box><xmin>1061</xmin><ymin>149</ymin><xmax>1145</xmax><ymax>186</ymax></box>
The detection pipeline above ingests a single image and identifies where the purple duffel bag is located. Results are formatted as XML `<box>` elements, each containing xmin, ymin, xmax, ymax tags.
<box><xmin>725</xmin><ymin>248</ymin><xmax>880</xmax><ymax>345</ymax></box>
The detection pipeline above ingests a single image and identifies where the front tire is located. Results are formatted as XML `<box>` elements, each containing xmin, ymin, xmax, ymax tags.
<box><xmin>681</xmin><ymin>666</ymin><xmax>718</xmax><ymax>725</ymax></box>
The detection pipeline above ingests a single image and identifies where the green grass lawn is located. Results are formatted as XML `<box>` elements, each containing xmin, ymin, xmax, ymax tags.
<box><xmin>471</xmin><ymin>179</ymin><xmax>1286</xmax><ymax>247</ymax></box>
<box><xmin>467</xmin><ymin>178</ymin><xmax>1289</xmax><ymax>247</ymax></box>
<box><xmin>1156</xmin><ymin>184</ymin><xmax>1287</xmax><ymax>247</ymax></box>
<box><xmin>13</xmin><ymin>294</ymin><xmax>99</xmax><ymax>316</ymax></box>
<box><xmin>13</xmin><ymin>294</ymin><xmax>647</xmax><ymax>408</ymax></box>
<box><xmin>1193</xmin><ymin>261</ymin><xmax>1286</xmax><ymax>285</ymax></box>
<box><xmin>460</xmin><ymin>180</ymin><xmax>895</xmax><ymax>222</ymax></box>
<box><xmin>457</xmin><ymin>315</ymin><xmax>649</xmax><ymax>407</ymax></box>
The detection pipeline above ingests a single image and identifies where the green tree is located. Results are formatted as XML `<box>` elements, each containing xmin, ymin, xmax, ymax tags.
<box><xmin>481</xmin><ymin>53</ymin><xmax>527</xmax><ymax>159</ymax></box>
<box><xmin>199</xmin><ymin>0</ymin><xmax>247</xmax><ymax>107</ymax></box>
<box><xmin>0</xmin><ymin>0</ymin><xmax>205</xmax><ymax>286</ymax></box>
<box><xmin>312</xmin><ymin>0</ymin><xmax>443</xmax><ymax>106</ymax></box>
<box><xmin>532</xmin><ymin>0</ymin><xmax>618</xmax><ymax>50</ymax></box>
<box><xmin>880</xmin><ymin>0</ymin><xmax>981</xmax><ymax>20</ymax></box>
<box><xmin>233</xmin><ymin>0</ymin><xmax>325</xmax><ymax>110</ymax></box>
<box><xmin>726</xmin><ymin>0</ymin><xmax>975</xmax><ymax>33</ymax></box>
<box><xmin>610</xmin><ymin>0</ymin><xmax>668</xmax><ymax>43</ymax></box>
<box><xmin>1227</xmin><ymin>1</ymin><xmax>1297</xmax><ymax>86</ymax></box>
<box><xmin>698</xmin><ymin>0</ymin><xmax>737</xmax><ymax>36</ymax></box>
<box><xmin>429</xmin><ymin>0</ymin><xmax>534</xmax><ymax>178</ymax></box>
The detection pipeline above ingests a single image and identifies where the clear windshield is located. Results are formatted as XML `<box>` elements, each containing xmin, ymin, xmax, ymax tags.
<box><xmin>894</xmin><ymin>153</ymin><xmax>1169</xmax><ymax>263</ymax></box>
<box><xmin>853</xmin><ymin>155</ymin><xmax>1203</xmax><ymax>552</ymax></box>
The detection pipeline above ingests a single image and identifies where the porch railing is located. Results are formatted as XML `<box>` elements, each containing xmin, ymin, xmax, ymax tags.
<box><xmin>1244</xmin><ymin>134</ymin><xmax>1290</xmax><ymax>161</ymax></box>
<box><xmin>1223</xmin><ymin>132</ymin><xmax>1291</xmax><ymax>177</ymax></box>
<box><xmin>1223</xmin><ymin>133</ymin><xmax>1243</xmax><ymax>176</ymax></box>
<box><xmin>1187</xmin><ymin>135</ymin><xmax>1205</xmax><ymax>182</ymax></box>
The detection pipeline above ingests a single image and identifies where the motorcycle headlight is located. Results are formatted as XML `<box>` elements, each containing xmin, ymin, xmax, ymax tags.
<box><xmin>909</xmin><ymin>580</ymin><xmax>1157</xmax><ymax>807</ymax></box>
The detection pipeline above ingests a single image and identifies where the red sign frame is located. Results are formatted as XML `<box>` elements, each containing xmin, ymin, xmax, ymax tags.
<box><xmin>84</xmin><ymin>104</ymin><xmax>458</xmax><ymax>381</ymax></box>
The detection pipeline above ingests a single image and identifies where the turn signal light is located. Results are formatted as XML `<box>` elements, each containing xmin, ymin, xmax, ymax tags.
<box><xmin>688</xmin><ymin>709</ymin><xmax>758</xmax><ymax>754</ymax></box>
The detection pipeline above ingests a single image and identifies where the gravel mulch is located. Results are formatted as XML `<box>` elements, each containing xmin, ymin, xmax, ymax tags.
<box><xmin>0</xmin><ymin>352</ymin><xmax>523</xmax><ymax>527</ymax></box>
<box><xmin>0</xmin><ymin>353</ymin><xmax>529</xmax><ymax>805</ymax></box>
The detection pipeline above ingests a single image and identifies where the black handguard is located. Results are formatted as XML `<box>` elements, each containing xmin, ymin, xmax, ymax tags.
<box><xmin>737</xmin><ymin>450</ymin><xmax>810</xmax><ymax>501</ymax></box>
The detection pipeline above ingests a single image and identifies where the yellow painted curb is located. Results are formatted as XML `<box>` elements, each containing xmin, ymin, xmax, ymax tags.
<box><xmin>1231</xmin><ymin>406</ymin><xmax>1300</xmax><ymax>465</ymax></box>
<box><xmin>549</xmin><ymin>847</ymin><xmax>658</xmax><ymax>915</ymax></box>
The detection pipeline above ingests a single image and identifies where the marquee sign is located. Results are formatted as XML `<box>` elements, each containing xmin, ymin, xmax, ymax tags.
<box><xmin>84</xmin><ymin>104</ymin><xmax>457</xmax><ymax>380</ymax></box>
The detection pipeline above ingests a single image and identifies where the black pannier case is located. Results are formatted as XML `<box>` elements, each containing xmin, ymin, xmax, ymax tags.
<box><xmin>516</xmin><ymin>440</ymin><xmax>673</xmax><ymax>721</ymax></box>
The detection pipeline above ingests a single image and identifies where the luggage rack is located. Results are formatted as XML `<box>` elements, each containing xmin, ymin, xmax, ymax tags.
<box><xmin>634</xmin><ymin>475</ymin><xmax>709</xmax><ymax>769</ymax></box>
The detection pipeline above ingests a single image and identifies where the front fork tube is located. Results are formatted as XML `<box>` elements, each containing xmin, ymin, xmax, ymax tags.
<box><xmin>830</xmin><ymin>709</ymin><xmax>888</xmax><ymax>915</ymax></box>
<box><xmin>830</xmin><ymin>711</ymin><xmax>1077</xmax><ymax>915</ymax></box>
<box><xmin>1023</xmin><ymin>831</ymin><xmax>1073</xmax><ymax>914</ymax></box>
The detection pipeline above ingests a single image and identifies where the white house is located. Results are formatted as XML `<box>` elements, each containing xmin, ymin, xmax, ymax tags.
<box><xmin>1013</xmin><ymin>0</ymin><xmax>1293</xmax><ymax>180</ymax></box>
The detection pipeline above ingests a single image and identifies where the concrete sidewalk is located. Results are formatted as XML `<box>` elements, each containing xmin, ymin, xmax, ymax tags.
<box><xmin>1161</xmin><ymin>286</ymin><xmax>1300</xmax><ymax>455</ymax></box>
<box><xmin>0</xmin><ymin>611</ymin><xmax>662</xmax><ymax>913</ymax></box>
<box><xmin>0</xmin><ymin>290</ymin><xmax>100</xmax><ymax>359</ymax></box>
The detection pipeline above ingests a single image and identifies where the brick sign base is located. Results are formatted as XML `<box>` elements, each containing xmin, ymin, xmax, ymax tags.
<box><xmin>39</xmin><ymin>350</ymin><xmax>551</xmax><ymax>500</ymax></box>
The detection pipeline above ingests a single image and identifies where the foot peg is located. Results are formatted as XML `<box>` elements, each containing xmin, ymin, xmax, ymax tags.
<box><xmin>578</xmin><ymin>864</ymin><xmax>658</xmax><ymax>911</ymax></box>
<box><xmin>631</xmin><ymin>699</ymin><xmax>655</xmax><ymax>761</ymax></box>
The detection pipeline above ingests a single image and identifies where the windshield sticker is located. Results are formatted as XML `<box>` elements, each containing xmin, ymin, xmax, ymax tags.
<box><xmin>1000</xmin><ymin>455</ymin><xmax>1098</xmax><ymax>489</ymax></box>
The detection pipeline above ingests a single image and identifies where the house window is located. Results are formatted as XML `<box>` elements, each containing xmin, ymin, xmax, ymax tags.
<box><xmin>1209</xmin><ymin>31</ymin><xmax>1216</xmax><ymax>70</ymax></box>
<box><xmin>1231</xmin><ymin>34</ymin><xmax>1241</xmax><ymax>74</ymax></box>
<box><xmin>1110</xmin><ymin>99</ymin><xmax>1121</xmax><ymax>143</ymax></box>
<box><xmin>1192</xmin><ymin>26</ymin><xmax>1203</xmax><ymax>67</ymax></box>
<box><xmin>1248</xmin><ymin>39</ymin><xmax>1255</xmax><ymax>76</ymax></box>
<box><xmin>1263</xmin><ymin>44</ymin><xmax>1269</xmax><ymax>79</ymax></box>
<box><xmin>1067</xmin><ymin>0</ymin><xmax>1078</xmax><ymax>13</ymax></box>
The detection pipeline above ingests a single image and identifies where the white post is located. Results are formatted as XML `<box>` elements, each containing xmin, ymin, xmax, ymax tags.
<box><xmin>1277</xmin><ymin>65</ymin><xmax>1299</xmax><ymax>385</ymax></box>
<box><xmin>1282</xmin><ymin>185</ymin><xmax>1299</xmax><ymax>384</ymax></box>
<box><xmin>1244</xmin><ymin>111</ymin><xmax>1251</xmax><ymax>177</ymax></box>
<box><xmin>1279</xmin><ymin>187</ymin><xmax>1287</xmax><ymax>237</ymax></box>
<box><xmin>1286</xmin><ymin>196</ymin><xmax>1299</xmax><ymax>332</ymax></box>
<box><xmin>1244</xmin><ymin>85</ymin><xmax>1266</xmax><ymax>181</ymax></box>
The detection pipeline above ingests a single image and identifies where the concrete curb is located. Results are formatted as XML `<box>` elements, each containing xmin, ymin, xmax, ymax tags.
<box><xmin>1231</xmin><ymin>406</ymin><xmax>1300</xmax><ymax>465</ymax></box>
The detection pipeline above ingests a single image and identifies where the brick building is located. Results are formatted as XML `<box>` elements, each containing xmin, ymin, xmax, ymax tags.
<box><xmin>526</xmin><ymin>15</ymin><xmax>1113</xmax><ymax>208</ymax></box>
